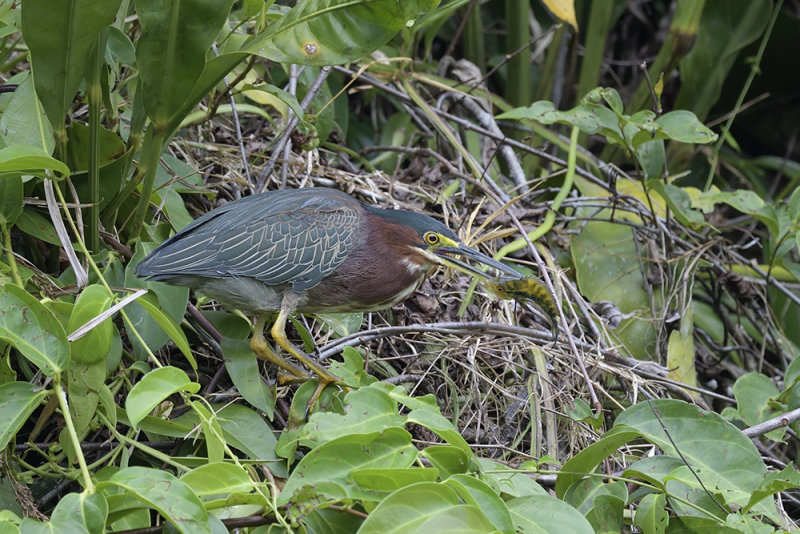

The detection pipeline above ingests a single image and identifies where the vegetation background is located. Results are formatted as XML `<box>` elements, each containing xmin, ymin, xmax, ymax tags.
<box><xmin>0</xmin><ymin>0</ymin><xmax>799</xmax><ymax>532</ymax></box>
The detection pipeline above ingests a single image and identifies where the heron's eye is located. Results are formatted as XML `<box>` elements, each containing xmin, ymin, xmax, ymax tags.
<box><xmin>424</xmin><ymin>232</ymin><xmax>440</xmax><ymax>245</ymax></box>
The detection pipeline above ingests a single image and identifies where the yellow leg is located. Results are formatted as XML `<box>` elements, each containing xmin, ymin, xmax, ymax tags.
<box><xmin>250</xmin><ymin>314</ymin><xmax>306</xmax><ymax>380</ymax></box>
<box><xmin>270</xmin><ymin>308</ymin><xmax>339</xmax><ymax>385</ymax></box>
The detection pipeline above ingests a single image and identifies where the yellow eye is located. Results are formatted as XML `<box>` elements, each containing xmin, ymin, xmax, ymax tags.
<box><xmin>424</xmin><ymin>232</ymin><xmax>440</xmax><ymax>245</ymax></box>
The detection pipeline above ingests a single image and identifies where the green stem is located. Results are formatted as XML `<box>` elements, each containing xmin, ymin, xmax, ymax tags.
<box><xmin>495</xmin><ymin>126</ymin><xmax>577</xmax><ymax>259</ymax></box>
<box><xmin>97</xmin><ymin>412</ymin><xmax>188</xmax><ymax>472</ymax></box>
<box><xmin>1</xmin><ymin>220</ymin><xmax>23</xmax><ymax>286</ymax></box>
<box><xmin>53</xmin><ymin>379</ymin><xmax>95</xmax><ymax>492</ymax></box>
<box><xmin>86</xmin><ymin>31</ymin><xmax>106</xmax><ymax>252</ymax></box>
<box><xmin>704</xmin><ymin>0</ymin><xmax>782</xmax><ymax>191</ymax></box>
<box><xmin>126</xmin><ymin>127</ymin><xmax>167</xmax><ymax>238</ymax></box>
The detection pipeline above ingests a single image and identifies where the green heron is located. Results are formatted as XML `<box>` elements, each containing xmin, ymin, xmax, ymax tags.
<box><xmin>135</xmin><ymin>187</ymin><xmax>522</xmax><ymax>399</ymax></box>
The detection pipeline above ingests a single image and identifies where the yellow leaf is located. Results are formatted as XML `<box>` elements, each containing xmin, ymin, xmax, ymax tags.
<box><xmin>540</xmin><ymin>0</ymin><xmax>578</xmax><ymax>32</ymax></box>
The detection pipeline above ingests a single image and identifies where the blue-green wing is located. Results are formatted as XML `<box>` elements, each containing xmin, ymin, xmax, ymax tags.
<box><xmin>135</xmin><ymin>189</ymin><xmax>362</xmax><ymax>291</ymax></box>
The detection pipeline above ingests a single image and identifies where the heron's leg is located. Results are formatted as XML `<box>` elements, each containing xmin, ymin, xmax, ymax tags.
<box><xmin>270</xmin><ymin>307</ymin><xmax>339</xmax><ymax>385</ymax></box>
<box><xmin>250</xmin><ymin>313</ymin><xmax>306</xmax><ymax>381</ymax></box>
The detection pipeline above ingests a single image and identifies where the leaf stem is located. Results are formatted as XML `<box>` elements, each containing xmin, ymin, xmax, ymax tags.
<box><xmin>53</xmin><ymin>379</ymin><xmax>95</xmax><ymax>492</ymax></box>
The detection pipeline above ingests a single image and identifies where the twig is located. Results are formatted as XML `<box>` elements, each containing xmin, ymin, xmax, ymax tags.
<box><xmin>254</xmin><ymin>66</ymin><xmax>331</xmax><ymax>192</ymax></box>
<box><xmin>743</xmin><ymin>407</ymin><xmax>800</xmax><ymax>438</ymax></box>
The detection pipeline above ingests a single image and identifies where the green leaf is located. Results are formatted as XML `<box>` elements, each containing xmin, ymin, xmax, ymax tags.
<box><xmin>250</xmin><ymin>0</ymin><xmax>438</xmax><ymax>66</ymax></box>
<box><xmin>0</xmin><ymin>382</ymin><xmax>48</xmax><ymax>450</ymax></box>
<box><xmin>675</xmin><ymin>0</ymin><xmax>772</xmax><ymax>121</ymax></box>
<box><xmin>129</xmin><ymin>292</ymin><xmax>195</xmax><ymax>369</ymax></box>
<box><xmin>66</xmin><ymin>359</ymin><xmax>106</xmax><ymax>437</ymax></box>
<box><xmin>623</xmin><ymin>456</ymin><xmax>685</xmax><ymax>490</ymax></box>
<box><xmin>616</xmin><ymin>399</ymin><xmax>770</xmax><ymax>512</ymax></box>
<box><xmin>350</xmin><ymin>468</ymin><xmax>439</xmax><ymax>494</ymax></box>
<box><xmin>221</xmin><ymin>336</ymin><xmax>275</xmax><ymax>419</ymax></box>
<box><xmin>291</xmin><ymin>384</ymin><xmax>406</xmax><ymax>450</ymax></box>
<box><xmin>278</xmin><ymin>428</ymin><xmax>417</xmax><ymax>505</ymax></box>
<box><xmin>0</xmin><ymin>74</ymin><xmax>54</xmax><ymax>153</ymax></box>
<box><xmin>0</xmin><ymin>284</ymin><xmax>69</xmax><ymax>376</ymax></box>
<box><xmin>444</xmin><ymin>474</ymin><xmax>515</xmax><ymax>534</ymax></box>
<box><xmin>646</xmin><ymin>180</ymin><xmax>705</xmax><ymax>228</ymax></box>
<box><xmin>67</xmin><ymin>284</ymin><xmax>114</xmax><ymax>364</ymax></box>
<box><xmin>126</xmin><ymin>243</ymin><xmax>190</xmax><ymax>360</ymax></box>
<box><xmin>134</xmin><ymin>0</ymin><xmax>233</xmax><ymax>128</ymax></box>
<box><xmin>743</xmin><ymin>463</ymin><xmax>800</xmax><ymax>512</ymax></box>
<box><xmin>407</xmin><ymin>403</ymin><xmax>471</xmax><ymax>454</ymax></box>
<box><xmin>50</xmin><ymin>492</ymin><xmax>108</xmax><ymax>534</ymax></box>
<box><xmin>633</xmin><ymin>493</ymin><xmax>667</xmax><ymax>534</ymax></box>
<box><xmin>570</xmin><ymin>221</ymin><xmax>657</xmax><ymax>360</ymax></box>
<box><xmin>99</xmin><ymin>467</ymin><xmax>210</xmax><ymax>534</ymax></box>
<box><xmin>655</xmin><ymin>110</ymin><xmax>717</xmax><ymax>144</ymax></box>
<box><xmin>476</xmin><ymin>458</ymin><xmax>548</xmax><ymax>499</ymax></box>
<box><xmin>21</xmin><ymin>0</ymin><xmax>121</xmax><ymax>137</ymax></box>
<box><xmin>14</xmin><ymin>207</ymin><xmax>61</xmax><ymax>245</ymax></box>
<box><xmin>180</xmin><ymin>462</ymin><xmax>254</xmax><ymax>497</ymax></box>
<box><xmin>507</xmin><ymin>495</ymin><xmax>594</xmax><ymax>534</ymax></box>
<box><xmin>357</xmin><ymin>481</ymin><xmax>497</xmax><ymax>534</ymax></box>
<box><xmin>0</xmin><ymin>145</ymin><xmax>69</xmax><ymax>179</ymax></box>
<box><xmin>420</xmin><ymin>445</ymin><xmax>471</xmax><ymax>478</ymax></box>
<box><xmin>0</xmin><ymin>175</ymin><xmax>22</xmax><ymax>225</ymax></box>
<box><xmin>125</xmin><ymin>366</ymin><xmax>200</xmax><ymax>429</ymax></box>
<box><xmin>733</xmin><ymin>373</ymin><xmax>784</xmax><ymax>441</ymax></box>
<box><xmin>169</xmin><ymin>404</ymin><xmax>285</xmax><ymax>478</ymax></box>
<box><xmin>556</xmin><ymin>427</ymin><xmax>641</xmax><ymax>498</ymax></box>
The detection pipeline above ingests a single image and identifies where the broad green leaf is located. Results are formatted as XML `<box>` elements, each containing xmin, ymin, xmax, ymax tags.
<box><xmin>357</xmin><ymin>481</ymin><xmax>496</xmax><ymax>534</ymax></box>
<box><xmin>675</xmin><ymin>0</ymin><xmax>771</xmax><ymax>121</ymax></box>
<box><xmin>476</xmin><ymin>459</ymin><xmax>548</xmax><ymax>499</ymax></box>
<box><xmin>633</xmin><ymin>492</ymin><xmax>667</xmax><ymax>534</ymax></box>
<box><xmin>170</xmin><ymin>404</ymin><xmax>285</xmax><ymax>478</ymax></box>
<box><xmin>407</xmin><ymin>404</ymin><xmax>470</xmax><ymax>454</ymax></box>
<box><xmin>0</xmin><ymin>75</ymin><xmax>54</xmax><ymax>154</ymax></box>
<box><xmin>134</xmin><ymin>0</ymin><xmax>233</xmax><ymax>128</ymax></box>
<box><xmin>0</xmin><ymin>145</ymin><xmax>69</xmax><ymax>179</ymax></box>
<box><xmin>444</xmin><ymin>475</ymin><xmax>515</xmax><ymax>534</ymax></box>
<box><xmin>616</xmin><ymin>400</ymin><xmax>770</xmax><ymax>512</ymax></box>
<box><xmin>507</xmin><ymin>495</ymin><xmax>594</xmax><ymax>534</ymax></box>
<box><xmin>180</xmin><ymin>462</ymin><xmax>254</xmax><ymax>497</ymax></box>
<box><xmin>0</xmin><ymin>175</ymin><xmax>22</xmax><ymax>225</ymax></box>
<box><xmin>350</xmin><ymin>468</ymin><xmax>439</xmax><ymax>494</ymax></box>
<box><xmin>66</xmin><ymin>359</ymin><xmax>106</xmax><ymax>437</ymax></box>
<box><xmin>556</xmin><ymin>427</ymin><xmax>641</xmax><ymax>498</ymax></box>
<box><xmin>646</xmin><ymin>180</ymin><xmax>705</xmax><ymax>228</ymax></box>
<box><xmin>64</xmin><ymin>123</ymin><xmax>126</xmax><ymax>172</ymax></box>
<box><xmin>0</xmin><ymin>284</ymin><xmax>69</xmax><ymax>376</ymax></box>
<box><xmin>733</xmin><ymin>373</ymin><xmax>784</xmax><ymax>441</ymax></box>
<box><xmin>125</xmin><ymin>243</ymin><xmax>190</xmax><ymax>361</ymax></box>
<box><xmin>125</xmin><ymin>366</ymin><xmax>200</xmax><ymax>429</ymax></box>
<box><xmin>570</xmin><ymin>221</ymin><xmax>657</xmax><ymax>360</ymax></box>
<box><xmin>655</xmin><ymin>110</ymin><xmax>717</xmax><ymax>144</ymax></box>
<box><xmin>128</xmin><ymin>291</ymin><xmax>194</xmax><ymax>370</ymax></box>
<box><xmin>743</xmin><ymin>463</ymin><xmax>800</xmax><ymax>512</ymax></box>
<box><xmin>221</xmin><ymin>336</ymin><xmax>275</xmax><ymax>419</ymax></box>
<box><xmin>67</xmin><ymin>284</ymin><xmax>114</xmax><ymax>364</ymax></box>
<box><xmin>21</xmin><ymin>0</ymin><xmax>121</xmax><ymax>138</ymax></box>
<box><xmin>666</xmin><ymin>306</ymin><xmax>697</xmax><ymax>389</ymax></box>
<box><xmin>278</xmin><ymin>428</ymin><xmax>417</xmax><ymax>505</ymax></box>
<box><xmin>50</xmin><ymin>492</ymin><xmax>108</xmax><ymax>534</ymax></box>
<box><xmin>623</xmin><ymin>456</ymin><xmax>686</xmax><ymax>490</ymax></box>
<box><xmin>14</xmin><ymin>207</ymin><xmax>61</xmax><ymax>245</ymax></box>
<box><xmin>292</xmin><ymin>384</ymin><xmax>405</xmax><ymax>449</ymax></box>
<box><xmin>420</xmin><ymin>445</ymin><xmax>471</xmax><ymax>478</ymax></box>
<box><xmin>99</xmin><ymin>467</ymin><xmax>210</xmax><ymax>534</ymax></box>
<box><xmin>251</xmin><ymin>0</ymin><xmax>438</xmax><ymax>66</ymax></box>
<box><xmin>0</xmin><ymin>382</ymin><xmax>48</xmax><ymax>450</ymax></box>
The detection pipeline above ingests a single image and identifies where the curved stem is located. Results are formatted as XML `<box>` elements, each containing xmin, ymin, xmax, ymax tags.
<box><xmin>53</xmin><ymin>379</ymin><xmax>94</xmax><ymax>492</ymax></box>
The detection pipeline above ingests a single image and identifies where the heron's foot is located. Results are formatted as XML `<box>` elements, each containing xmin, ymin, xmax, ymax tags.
<box><xmin>250</xmin><ymin>333</ymin><xmax>307</xmax><ymax>379</ymax></box>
